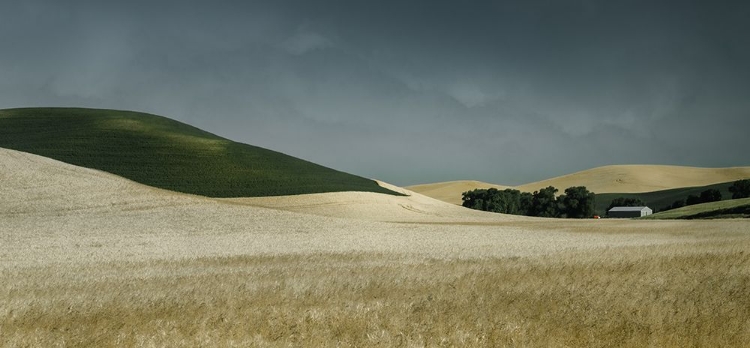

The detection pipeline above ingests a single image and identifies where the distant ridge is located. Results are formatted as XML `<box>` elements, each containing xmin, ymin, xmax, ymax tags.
<box><xmin>405</xmin><ymin>181</ymin><xmax>511</xmax><ymax>205</ymax></box>
<box><xmin>409</xmin><ymin>165</ymin><xmax>750</xmax><ymax>205</ymax></box>
<box><xmin>514</xmin><ymin>165</ymin><xmax>750</xmax><ymax>194</ymax></box>
<box><xmin>0</xmin><ymin>107</ymin><xmax>400</xmax><ymax>197</ymax></box>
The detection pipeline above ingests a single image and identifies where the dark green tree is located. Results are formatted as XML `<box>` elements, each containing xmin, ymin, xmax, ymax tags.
<box><xmin>729</xmin><ymin>179</ymin><xmax>750</xmax><ymax>199</ymax></box>
<box><xmin>462</xmin><ymin>188</ymin><xmax>524</xmax><ymax>214</ymax></box>
<box><xmin>661</xmin><ymin>198</ymin><xmax>686</xmax><ymax>212</ymax></box>
<box><xmin>493</xmin><ymin>189</ymin><xmax>522</xmax><ymax>215</ymax></box>
<box><xmin>559</xmin><ymin>186</ymin><xmax>596</xmax><ymax>218</ymax></box>
<box><xmin>464</xmin><ymin>185</ymin><xmax>599</xmax><ymax>219</ymax></box>
<box><xmin>699</xmin><ymin>189</ymin><xmax>722</xmax><ymax>203</ymax></box>
<box><xmin>464</xmin><ymin>188</ymin><xmax>538</xmax><ymax>215</ymax></box>
<box><xmin>531</xmin><ymin>186</ymin><xmax>560</xmax><ymax>217</ymax></box>
<box><xmin>670</xmin><ymin>199</ymin><xmax>686</xmax><ymax>209</ymax></box>
<box><xmin>484</xmin><ymin>188</ymin><xmax>501</xmax><ymax>212</ymax></box>
<box><xmin>519</xmin><ymin>191</ymin><xmax>534</xmax><ymax>216</ymax></box>
<box><xmin>686</xmin><ymin>194</ymin><xmax>701</xmax><ymax>206</ymax></box>
<box><xmin>462</xmin><ymin>189</ymin><xmax>487</xmax><ymax>210</ymax></box>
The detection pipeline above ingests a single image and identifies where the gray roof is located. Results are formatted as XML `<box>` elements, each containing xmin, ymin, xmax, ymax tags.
<box><xmin>608</xmin><ymin>206</ymin><xmax>651</xmax><ymax>212</ymax></box>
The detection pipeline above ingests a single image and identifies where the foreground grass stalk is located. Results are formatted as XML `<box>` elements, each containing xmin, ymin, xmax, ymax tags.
<box><xmin>2</xmin><ymin>243</ymin><xmax>748</xmax><ymax>347</ymax></box>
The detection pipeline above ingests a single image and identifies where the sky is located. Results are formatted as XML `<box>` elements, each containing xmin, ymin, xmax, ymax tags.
<box><xmin>1</xmin><ymin>0</ymin><xmax>749</xmax><ymax>186</ymax></box>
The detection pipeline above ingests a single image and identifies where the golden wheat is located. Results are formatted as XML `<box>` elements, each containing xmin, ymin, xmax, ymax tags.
<box><xmin>3</xmin><ymin>148</ymin><xmax>750</xmax><ymax>347</ymax></box>
<box><xmin>2</xmin><ymin>240</ymin><xmax>749</xmax><ymax>347</ymax></box>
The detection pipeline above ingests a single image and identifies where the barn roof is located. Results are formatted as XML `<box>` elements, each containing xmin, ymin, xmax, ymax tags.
<box><xmin>608</xmin><ymin>206</ymin><xmax>651</xmax><ymax>212</ymax></box>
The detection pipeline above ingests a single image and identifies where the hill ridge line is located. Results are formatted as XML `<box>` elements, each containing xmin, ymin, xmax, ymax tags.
<box><xmin>0</xmin><ymin>107</ymin><xmax>401</xmax><ymax>198</ymax></box>
<box><xmin>408</xmin><ymin>164</ymin><xmax>750</xmax><ymax>205</ymax></box>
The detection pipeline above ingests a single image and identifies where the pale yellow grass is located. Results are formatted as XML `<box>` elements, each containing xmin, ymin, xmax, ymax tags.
<box><xmin>2</xmin><ymin>148</ymin><xmax>750</xmax><ymax>346</ymax></box>
<box><xmin>3</xmin><ymin>244</ymin><xmax>749</xmax><ymax>347</ymax></box>
<box><xmin>408</xmin><ymin>165</ymin><xmax>750</xmax><ymax>205</ymax></box>
<box><xmin>515</xmin><ymin>164</ymin><xmax>750</xmax><ymax>194</ymax></box>
<box><xmin>405</xmin><ymin>181</ymin><xmax>512</xmax><ymax>205</ymax></box>
<box><xmin>223</xmin><ymin>181</ymin><xmax>531</xmax><ymax>223</ymax></box>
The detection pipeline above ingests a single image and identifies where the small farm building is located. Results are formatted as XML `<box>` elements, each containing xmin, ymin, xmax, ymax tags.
<box><xmin>608</xmin><ymin>206</ymin><xmax>653</xmax><ymax>218</ymax></box>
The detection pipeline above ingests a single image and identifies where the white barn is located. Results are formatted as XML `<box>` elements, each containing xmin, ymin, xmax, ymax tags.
<box><xmin>608</xmin><ymin>206</ymin><xmax>653</xmax><ymax>218</ymax></box>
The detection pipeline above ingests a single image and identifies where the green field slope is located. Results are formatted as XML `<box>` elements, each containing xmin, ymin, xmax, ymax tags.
<box><xmin>644</xmin><ymin>198</ymin><xmax>750</xmax><ymax>219</ymax></box>
<box><xmin>594</xmin><ymin>182</ymin><xmax>737</xmax><ymax>215</ymax></box>
<box><xmin>0</xmin><ymin>107</ymin><xmax>400</xmax><ymax>197</ymax></box>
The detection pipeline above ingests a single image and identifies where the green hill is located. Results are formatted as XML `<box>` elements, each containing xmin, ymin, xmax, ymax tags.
<box><xmin>594</xmin><ymin>182</ymin><xmax>737</xmax><ymax>215</ymax></box>
<box><xmin>0</xmin><ymin>107</ymin><xmax>401</xmax><ymax>197</ymax></box>
<box><xmin>643</xmin><ymin>198</ymin><xmax>750</xmax><ymax>219</ymax></box>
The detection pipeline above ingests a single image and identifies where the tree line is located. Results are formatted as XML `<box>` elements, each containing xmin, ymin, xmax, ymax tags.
<box><xmin>462</xmin><ymin>179</ymin><xmax>750</xmax><ymax>218</ymax></box>
<box><xmin>462</xmin><ymin>186</ymin><xmax>595</xmax><ymax>218</ymax></box>
<box><xmin>659</xmin><ymin>179</ymin><xmax>750</xmax><ymax>212</ymax></box>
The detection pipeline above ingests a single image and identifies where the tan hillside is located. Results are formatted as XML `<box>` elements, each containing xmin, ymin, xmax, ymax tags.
<box><xmin>405</xmin><ymin>180</ymin><xmax>512</xmax><ymax>205</ymax></box>
<box><xmin>0</xmin><ymin>147</ymin><xmax>512</xmax><ymax>226</ymax></box>
<box><xmin>0</xmin><ymin>146</ymin><xmax>192</xmax><ymax>215</ymax></box>
<box><xmin>409</xmin><ymin>165</ymin><xmax>750</xmax><ymax>204</ymax></box>
<box><xmin>516</xmin><ymin>165</ymin><xmax>750</xmax><ymax>194</ymax></box>
<box><xmin>223</xmin><ymin>180</ymin><xmax>525</xmax><ymax>223</ymax></box>
<box><xmin>3</xmin><ymin>146</ymin><xmax>698</xmax><ymax>268</ymax></box>
<box><xmin>3</xmin><ymin>147</ymin><xmax>750</xmax><ymax>346</ymax></box>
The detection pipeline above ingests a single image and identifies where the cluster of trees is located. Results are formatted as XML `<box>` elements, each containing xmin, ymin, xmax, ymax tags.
<box><xmin>658</xmin><ymin>179</ymin><xmax>750</xmax><ymax>212</ymax></box>
<box><xmin>463</xmin><ymin>179</ymin><xmax>750</xmax><ymax>218</ymax></box>
<box><xmin>462</xmin><ymin>186</ymin><xmax>595</xmax><ymax>218</ymax></box>
<box><xmin>660</xmin><ymin>189</ymin><xmax>722</xmax><ymax>212</ymax></box>
<box><xmin>687</xmin><ymin>189</ymin><xmax>722</xmax><ymax>205</ymax></box>
<box><xmin>674</xmin><ymin>189</ymin><xmax>720</xmax><ymax>211</ymax></box>
<box><xmin>729</xmin><ymin>179</ymin><xmax>750</xmax><ymax>199</ymax></box>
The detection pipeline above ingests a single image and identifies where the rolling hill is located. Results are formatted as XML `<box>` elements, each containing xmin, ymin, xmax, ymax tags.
<box><xmin>404</xmin><ymin>181</ymin><xmax>512</xmax><ymax>205</ymax></box>
<box><xmin>5</xmin><ymin>138</ymin><xmax>750</xmax><ymax>348</ymax></box>
<box><xmin>0</xmin><ymin>146</ymin><xmax>510</xmax><ymax>224</ymax></box>
<box><xmin>514</xmin><ymin>165</ymin><xmax>750</xmax><ymax>194</ymax></box>
<box><xmin>409</xmin><ymin>165</ymin><xmax>750</xmax><ymax>205</ymax></box>
<box><xmin>0</xmin><ymin>107</ymin><xmax>400</xmax><ymax>197</ymax></box>
<box><xmin>594</xmin><ymin>181</ymin><xmax>739</xmax><ymax>215</ymax></box>
<box><xmin>644</xmin><ymin>198</ymin><xmax>750</xmax><ymax>220</ymax></box>
<box><xmin>224</xmin><ymin>180</ymin><xmax>529</xmax><ymax>223</ymax></box>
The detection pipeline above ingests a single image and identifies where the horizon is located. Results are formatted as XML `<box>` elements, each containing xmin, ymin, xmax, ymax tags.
<box><xmin>5</xmin><ymin>105</ymin><xmax>750</xmax><ymax>189</ymax></box>
<box><xmin>2</xmin><ymin>0</ymin><xmax>749</xmax><ymax>186</ymax></box>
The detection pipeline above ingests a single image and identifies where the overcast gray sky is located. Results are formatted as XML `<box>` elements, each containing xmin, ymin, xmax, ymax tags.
<box><xmin>2</xmin><ymin>0</ymin><xmax>748</xmax><ymax>186</ymax></box>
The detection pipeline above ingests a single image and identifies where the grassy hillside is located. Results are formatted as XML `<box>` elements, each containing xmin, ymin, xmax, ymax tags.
<box><xmin>644</xmin><ymin>198</ymin><xmax>750</xmax><ymax>219</ymax></box>
<box><xmin>0</xmin><ymin>107</ymin><xmax>400</xmax><ymax>197</ymax></box>
<box><xmin>594</xmin><ymin>181</ymin><xmax>737</xmax><ymax>215</ymax></box>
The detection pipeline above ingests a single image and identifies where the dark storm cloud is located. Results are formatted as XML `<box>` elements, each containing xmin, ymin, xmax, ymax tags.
<box><xmin>2</xmin><ymin>0</ymin><xmax>748</xmax><ymax>185</ymax></box>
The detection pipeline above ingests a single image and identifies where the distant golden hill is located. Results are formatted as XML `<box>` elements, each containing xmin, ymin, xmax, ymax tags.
<box><xmin>515</xmin><ymin>165</ymin><xmax>750</xmax><ymax>194</ymax></box>
<box><xmin>405</xmin><ymin>181</ymin><xmax>512</xmax><ymax>205</ymax></box>
<box><xmin>408</xmin><ymin>165</ymin><xmax>750</xmax><ymax>205</ymax></box>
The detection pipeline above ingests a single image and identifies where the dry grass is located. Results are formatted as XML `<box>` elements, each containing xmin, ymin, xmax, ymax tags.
<box><xmin>2</xmin><ymin>242</ymin><xmax>749</xmax><ymax>347</ymax></box>
<box><xmin>515</xmin><ymin>164</ymin><xmax>750</xmax><ymax>194</ymax></box>
<box><xmin>3</xmin><ymin>147</ymin><xmax>750</xmax><ymax>346</ymax></box>
<box><xmin>409</xmin><ymin>165</ymin><xmax>750</xmax><ymax>205</ymax></box>
<box><xmin>405</xmin><ymin>181</ymin><xmax>512</xmax><ymax>205</ymax></box>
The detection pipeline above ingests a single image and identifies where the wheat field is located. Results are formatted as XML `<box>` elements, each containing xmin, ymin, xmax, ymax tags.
<box><xmin>3</xmin><ymin>243</ymin><xmax>749</xmax><ymax>347</ymax></box>
<box><xmin>2</xmin><ymin>148</ymin><xmax>750</xmax><ymax>347</ymax></box>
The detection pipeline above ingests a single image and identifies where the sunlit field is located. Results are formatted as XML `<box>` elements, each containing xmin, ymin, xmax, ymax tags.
<box><xmin>2</xmin><ymin>235</ymin><xmax>749</xmax><ymax>347</ymax></box>
<box><xmin>2</xmin><ymin>148</ymin><xmax>749</xmax><ymax>347</ymax></box>
<box><xmin>4</xmin><ymin>0</ymin><xmax>750</xmax><ymax>345</ymax></box>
